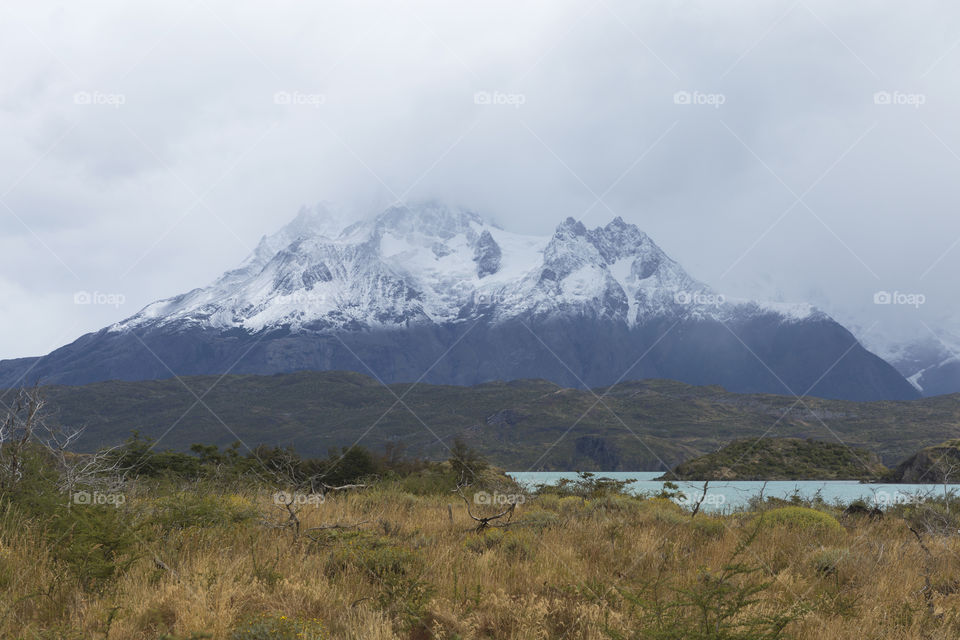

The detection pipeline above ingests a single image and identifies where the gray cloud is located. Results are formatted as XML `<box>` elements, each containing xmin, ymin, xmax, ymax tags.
<box><xmin>1</xmin><ymin>0</ymin><xmax>959</xmax><ymax>360</ymax></box>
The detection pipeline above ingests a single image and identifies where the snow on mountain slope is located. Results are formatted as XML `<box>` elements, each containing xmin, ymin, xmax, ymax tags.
<box><xmin>112</xmin><ymin>202</ymin><xmax>826</xmax><ymax>337</ymax></box>
<box><xmin>0</xmin><ymin>200</ymin><xmax>922</xmax><ymax>401</ymax></box>
<box><xmin>829</xmin><ymin>318</ymin><xmax>960</xmax><ymax>395</ymax></box>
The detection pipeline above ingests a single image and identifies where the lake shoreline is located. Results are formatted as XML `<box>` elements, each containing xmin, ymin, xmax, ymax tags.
<box><xmin>509</xmin><ymin>471</ymin><xmax>960</xmax><ymax>512</ymax></box>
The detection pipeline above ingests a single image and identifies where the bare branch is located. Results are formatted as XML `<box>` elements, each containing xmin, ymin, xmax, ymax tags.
<box><xmin>690</xmin><ymin>480</ymin><xmax>710</xmax><ymax>518</ymax></box>
<box><xmin>452</xmin><ymin>480</ymin><xmax>515</xmax><ymax>532</ymax></box>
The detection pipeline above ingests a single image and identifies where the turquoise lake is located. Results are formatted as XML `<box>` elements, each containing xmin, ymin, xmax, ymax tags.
<box><xmin>509</xmin><ymin>471</ymin><xmax>957</xmax><ymax>512</ymax></box>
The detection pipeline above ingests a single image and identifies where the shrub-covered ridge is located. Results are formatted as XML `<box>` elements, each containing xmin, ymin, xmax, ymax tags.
<box><xmin>660</xmin><ymin>437</ymin><xmax>889</xmax><ymax>480</ymax></box>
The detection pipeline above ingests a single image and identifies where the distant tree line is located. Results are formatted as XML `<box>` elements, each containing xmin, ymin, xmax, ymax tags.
<box><xmin>101</xmin><ymin>431</ymin><xmax>488</xmax><ymax>489</ymax></box>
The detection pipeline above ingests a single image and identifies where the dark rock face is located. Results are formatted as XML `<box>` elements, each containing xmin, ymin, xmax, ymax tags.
<box><xmin>473</xmin><ymin>230</ymin><xmax>502</xmax><ymax>279</ymax></box>
<box><xmin>890</xmin><ymin>441</ymin><xmax>960</xmax><ymax>483</ymax></box>
<box><xmin>301</xmin><ymin>263</ymin><xmax>333</xmax><ymax>287</ymax></box>
<box><xmin>0</xmin><ymin>311</ymin><xmax>920</xmax><ymax>401</ymax></box>
<box><xmin>574</xmin><ymin>435</ymin><xmax>621</xmax><ymax>469</ymax></box>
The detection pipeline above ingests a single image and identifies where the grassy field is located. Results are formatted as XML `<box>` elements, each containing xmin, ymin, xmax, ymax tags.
<box><xmin>3</xmin><ymin>465</ymin><xmax>960</xmax><ymax>639</ymax></box>
<box><xmin>2</xmin><ymin>386</ymin><xmax>959</xmax><ymax>639</ymax></box>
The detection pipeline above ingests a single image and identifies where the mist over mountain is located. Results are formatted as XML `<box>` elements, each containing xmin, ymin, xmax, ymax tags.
<box><xmin>0</xmin><ymin>202</ymin><xmax>918</xmax><ymax>401</ymax></box>
<box><xmin>724</xmin><ymin>273</ymin><xmax>960</xmax><ymax>397</ymax></box>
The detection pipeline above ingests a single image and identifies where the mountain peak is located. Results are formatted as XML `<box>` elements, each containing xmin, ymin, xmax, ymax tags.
<box><xmin>114</xmin><ymin>202</ymin><xmax>831</xmax><ymax>336</ymax></box>
<box><xmin>9</xmin><ymin>200</ymin><xmax>919</xmax><ymax>402</ymax></box>
<box><xmin>278</xmin><ymin>202</ymin><xmax>351</xmax><ymax>241</ymax></box>
<box><xmin>374</xmin><ymin>201</ymin><xmax>488</xmax><ymax>239</ymax></box>
<box><xmin>555</xmin><ymin>217</ymin><xmax>588</xmax><ymax>237</ymax></box>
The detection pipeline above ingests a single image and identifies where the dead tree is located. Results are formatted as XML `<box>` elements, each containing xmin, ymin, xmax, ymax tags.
<box><xmin>314</xmin><ymin>481</ymin><xmax>368</xmax><ymax>495</ymax></box>
<box><xmin>0</xmin><ymin>387</ymin><xmax>122</xmax><ymax>495</ymax></box>
<box><xmin>690</xmin><ymin>480</ymin><xmax>711</xmax><ymax>518</ymax></box>
<box><xmin>265</xmin><ymin>492</ymin><xmax>303</xmax><ymax>538</ymax></box>
<box><xmin>262</xmin><ymin>483</ymin><xmax>369</xmax><ymax>541</ymax></box>
<box><xmin>941</xmin><ymin>462</ymin><xmax>959</xmax><ymax>516</ymax></box>
<box><xmin>0</xmin><ymin>387</ymin><xmax>44</xmax><ymax>492</ymax></box>
<box><xmin>453</xmin><ymin>481</ymin><xmax>516</xmax><ymax>532</ymax></box>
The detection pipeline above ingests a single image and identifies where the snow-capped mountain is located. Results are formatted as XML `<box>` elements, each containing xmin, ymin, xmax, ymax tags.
<box><xmin>873</xmin><ymin>333</ymin><xmax>960</xmax><ymax>397</ymax></box>
<box><xmin>717</xmin><ymin>271</ymin><xmax>960</xmax><ymax>397</ymax></box>
<box><xmin>0</xmin><ymin>202</ymin><xmax>919</xmax><ymax>401</ymax></box>
<box><xmin>115</xmin><ymin>203</ymin><xmax>820</xmax><ymax>334</ymax></box>
<box><xmin>802</xmin><ymin>309</ymin><xmax>960</xmax><ymax>397</ymax></box>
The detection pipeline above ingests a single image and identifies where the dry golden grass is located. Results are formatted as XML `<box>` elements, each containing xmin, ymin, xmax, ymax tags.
<box><xmin>2</xmin><ymin>487</ymin><xmax>960</xmax><ymax>639</ymax></box>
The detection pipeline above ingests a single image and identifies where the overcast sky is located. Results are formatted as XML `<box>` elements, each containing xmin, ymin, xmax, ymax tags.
<box><xmin>2</xmin><ymin>1</ymin><xmax>959</xmax><ymax>360</ymax></box>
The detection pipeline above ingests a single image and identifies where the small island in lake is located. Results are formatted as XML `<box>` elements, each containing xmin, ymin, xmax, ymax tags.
<box><xmin>657</xmin><ymin>437</ymin><xmax>888</xmax><ymax>480</ymax></box>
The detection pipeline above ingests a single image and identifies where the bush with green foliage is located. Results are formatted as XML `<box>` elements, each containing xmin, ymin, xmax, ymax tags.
<box><xmin>448</xmin><ymin>437</ymin><xmax>487</xmax><ymax>482</ymax></box>
<box><xmin>463</xmin><ymin>528</ymin><xmax>505</xmax><ymax>553</ymax></box>
<box><xmin>606</xmin><ymin>525</ymin><xmax>800</xmax><ymax>640</ymax></box>
<box><xmin>149</xmin><ymin>492</ymin><xmax>259</xmax><ymax>530</ymax></box>
<box><xmin>689</xmin><ymin>516</ymin><xmax>727</xmax><ymax>539</ymax></box>
<box><xmin>758</xmin><ymin>507</ymin><xmax>844</xmax><ymax>534</ymax></box>
<box><xmin>0</xmin><ymin>445</ymin><xmax>143</xmax><ymax>593</ymax></box>
<box><xmin>104</xmin><ymin>433</ymin><xmax>386</xmax><ymax>489</ymax></box>
<box><xmin>317</xmin><ymin>528</ymin><xmax>433</xmax><ymax>633</ymax></box>
<box><xmin>538</xmin><ymin>472</ymin><xmax>638</xmax><ymax>500</ymax></box>
<box><xmin>519</xmin><ymin>508</ymin><xmax>562</xmax><ymax>531</ymax></box>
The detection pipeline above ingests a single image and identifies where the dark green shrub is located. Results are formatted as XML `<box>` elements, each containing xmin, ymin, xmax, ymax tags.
<box><xmin>1</xmin><ymin>447</ymin><xmax>141</xmax><ymax>593</ymax></box>
<box><xmin>463</xmin><ymin>528</ymin><xmax>505</xmax><ymax>554</ymax></box>
<box><xmin>606</xmin><ymin>525</ymin><xmax>800</xmax><ymax>639</ymax></box>
<box><xmin>540</xmin><ymin>472</ymin><xmax>637</xmax><ymax>500</ymax></box>
<box><xmin>13</xmin><ymin>492</ymin><xmax>145</xmax><ymax>594</ymax></box>
<box><xmin>448</xmin><ymin>437</ymin><xmax>487</xmax><ymax>482</ymax></box>
<box><xmin>690</xmin><ymin>517</ymin><xmax>727</xmax><ymax>539</ymax></box>
<box><xmin>150</xmin><ymin>493</ymin><xmax>259</xmax><ymax>530</ymax></box>
<box><xmin>318</xmin><ymin>529</ymin><xmax>433</xmax><ymax>633</ymax></box>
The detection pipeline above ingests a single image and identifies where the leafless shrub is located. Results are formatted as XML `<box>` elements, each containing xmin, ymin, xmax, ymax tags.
<box><xmin>0</xmin><ymin>386</ymin><xmax>124</xmax><ymax>496</ymax></box>
<box><xmin>453</xmin><ymin>478</ymin><xmax>516</xmax><ymax>532</ymax></box>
